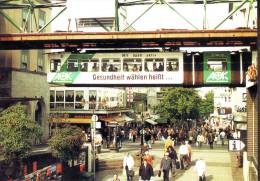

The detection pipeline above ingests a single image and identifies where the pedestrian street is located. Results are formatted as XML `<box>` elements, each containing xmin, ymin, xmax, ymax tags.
<box><xmin>95</xmin><ymin>140</ymin><xmax>242</xmax><ymax>181</ymax></box>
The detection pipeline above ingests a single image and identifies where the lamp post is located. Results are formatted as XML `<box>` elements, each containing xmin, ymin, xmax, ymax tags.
<box><xmin>141</xmin><ymin>112</ymin><xmax>144</xmax><ymax>146</ymax></box>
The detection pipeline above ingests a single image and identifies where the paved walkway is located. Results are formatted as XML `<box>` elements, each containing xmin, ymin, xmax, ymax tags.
<box><xmin>95</xmin><ymin>140</ymin><xmax>243</xmax><ymax>181</ymax></box>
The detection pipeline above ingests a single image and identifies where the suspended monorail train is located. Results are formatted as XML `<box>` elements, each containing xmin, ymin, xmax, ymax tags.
<box><xmin>47</xmin><ymin>50</ymin><xmax>256</xmax><ymax>86</ymax></box>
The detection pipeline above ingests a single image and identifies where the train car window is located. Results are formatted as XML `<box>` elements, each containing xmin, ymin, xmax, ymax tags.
<box><xmin>56</xmin><ymin>91</ymin><xmax>64</xmax><ymax>102</ymax></box>
<box><xmin>207</xmin><ymin>58</ymin><xmax>227</xmax><ymax>71</ymax></box>
<box><xmin>50</xmin><ymin>59</ymin><xmax>61</xmax><ymax>72</ymax></box>
<box><xmin>145</xmin><ymin>58</ymin><xmax>164</xmax><ymax>72</ymax></box>
<box><xmin>80</xmin><ymin>59</ymin><xmax>89</xmax><ymax>72</ymax></box>
<box><xmin>88</xmin><ymin>59</ymin><xmax>99</xmax><ymax>72</ymax></box>
<box><xmin>167</xmin><ymin>59</ymin><xmax>179</xmax><ymax>71</ymax></box>
<box><xmin>102</xmin><ymin>59</ymin><xmax>121</xmax><ymax>72</ymax></box>
<box><xmin>65</xmin><ymin>90</ymin><xmax>74</xmax><ymax>102</ymax></box>
<box><xmin>67</xmin><ymin>59</ymin><xmax>78</xmax><ymax>72</ymax></box>
<box><xmin>123</xmin><ymin>59</ymin><xmax>142</xmax><ymax>72</ymax></box>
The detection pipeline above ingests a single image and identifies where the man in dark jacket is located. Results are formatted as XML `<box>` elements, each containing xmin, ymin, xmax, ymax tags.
<box><xmin>139</xmin><ymin>160</ymin><xmax>154</xmax><ymax>181</ymax></box>
<box><xmin>160</xmin><ymin>152</ymin><xmax>172</xmax><ymax>181</ymax></box>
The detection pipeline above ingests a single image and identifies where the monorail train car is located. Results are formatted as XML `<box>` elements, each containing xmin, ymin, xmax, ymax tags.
<box><xmin>47</xmin><ymin>50</ymin><xmax>254</xmax><ymax>86</ymax></box>
<box><xmin>48</xmin><ymin>51</ymin><xmax>184</xmax><ymax>85</ymax></box>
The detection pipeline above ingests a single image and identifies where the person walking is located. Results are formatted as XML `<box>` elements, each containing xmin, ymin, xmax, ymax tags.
<box><xmin>164</xmin><ymin>136</ymin><xmax>173</xmax><ymax>152</ymax></box>
<box><xmin>139</xmin><ymin>160</ymin><xmax>154</xmax><ymax>181</ymax></box>
<box><xmin>220</xmin><ymin>130</ymin><xmax>226</xmax><ymax>146</ymax></box>
<box><xmin>167</xmin><ymin>146</ymin><xmax>178</xmax><ymax>176</ymax></box>
<box><xmin>179</xmin><ymin>141</ymin><xmax>189</xmax><ymax>169</ymax></box>
<box><xmin>160</xmin><ymin>152</ymin><xmax>172</xmax><ymax>181</ymax></box>
<box><xmin>112</xmin><ymin>174</ymin><xmax>120</xmax><ymax>181</ymax></box>
<box><xmin>194</xmin><ymin>158</ymin><xmax>206</xmax><ymax>181</ymax></box>
<box><xmin>123</xmin><ymin>153</ymin><xmax>135</xmax><ymax>181</ymax></box>
<box><xmin>185</xmin><ymin>141</ymin><xmax>192</xmax><ymax>165</ymax></box>
<box><xmin>143</xmin><ymin>151</ymin><xmax>153</xmax><ymax>166</ymax></box>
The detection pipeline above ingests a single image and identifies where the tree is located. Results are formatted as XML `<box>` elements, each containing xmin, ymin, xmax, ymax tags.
<box><xmin>48</xmin><ymin>125</ymin><xmax>84</xmax><ymax>166</ymax></box>
<box><xmin>0</xmin><ymin>103</ymin><xmax>42</xmax><ymax>177</ymax></box>
<box><xmin>154</xmin><ymin>88</ymin><xmax>201</xmax><ymax>123</ymax></box>
<box><xmin>198</xmin><ymin>91</ymin><xmax>214</xmax><ymax>119</ymax></box>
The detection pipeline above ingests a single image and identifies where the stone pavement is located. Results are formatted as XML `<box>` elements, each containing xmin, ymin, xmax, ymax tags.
<box><xmin>95</xmin><ymin>140</ymin><xmax>243</xmax><ymax>181</ymax></box>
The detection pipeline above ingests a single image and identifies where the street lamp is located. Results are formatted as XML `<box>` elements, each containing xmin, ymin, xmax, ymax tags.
<box><xmin>141</xmin><ymin>112</ymin><xmax>144</xmax><ymax>146</ymax></box>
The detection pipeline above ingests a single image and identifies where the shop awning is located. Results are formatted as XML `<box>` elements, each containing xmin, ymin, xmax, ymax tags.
<box><xmin>123</xmin><ymin>115</ymin><xmax>135</xmax><ymax>122</ymax></box>
<box><xmin>145</xmin><ymin>118</ymin><xmax>158</xmax><ymax>125</ymax></box>
<box><xmin>51</xmin><ymin>118</ymin><xmax>92</xmax><ymax>124</ymax></box>
<box><xmin>155</xmin><ymin>117</ymin><xmax>168</xmax><ymax>124</ymax></box>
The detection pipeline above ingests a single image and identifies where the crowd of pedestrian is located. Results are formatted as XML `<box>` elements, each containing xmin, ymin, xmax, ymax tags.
<box><xmin>109</xmin><ymin>119</ymin><xmax>237</xmax><ymax>180</ymax></box>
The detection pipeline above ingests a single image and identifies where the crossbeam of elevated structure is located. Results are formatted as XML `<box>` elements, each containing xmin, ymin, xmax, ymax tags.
<box><xmin>0</xmin><ymin>29</ymin><xmax>256</xmax><ymax>50</ymax></box>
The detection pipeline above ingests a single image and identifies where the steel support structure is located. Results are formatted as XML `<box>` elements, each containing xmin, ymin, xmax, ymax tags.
<box><xmin>0</xmin><ymin>0</ymin><xmax>66</xmax><ymax>33</ymax></box>
<box><xmin>117</xmin><ymin>0</ymin><xmax>256</xmax><ymax>31</ymax></box>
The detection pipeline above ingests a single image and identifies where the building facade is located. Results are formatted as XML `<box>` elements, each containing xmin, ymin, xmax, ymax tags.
<box><xmin>0</xmin><ymin>0</ymin><xmax>52</xmax><ymax>142</ymax></box>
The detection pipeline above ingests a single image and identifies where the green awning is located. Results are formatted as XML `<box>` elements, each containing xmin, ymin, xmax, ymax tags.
<box><xmin>155</xmin><ymin>117</ymin><xmax>168</xmax><ymax>124</ymax></box>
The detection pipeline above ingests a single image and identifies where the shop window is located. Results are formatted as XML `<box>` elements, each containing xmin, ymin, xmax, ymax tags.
<box><xmin>166</xmin><ymin>58</ymin><xmax>179</xmax><ymax>71</ymax></box>
<box><xmin>50</xmin><ymin>59</ymin><xmax>61</xmax><ymax>72</ymax></box>
<box><xmin>56</xmin><ymin>103</ymin><xmax>64</xmax><ymax>110</ymax></box>
<box><xmin>65</xmin><ymin>103</ymin><xmax>74</xmax><ymax>109</ymax></box>
<box><xmin>123</xmin><ymin>58</ymin><xmax>142</xmax><ymax>72</ymax></box>
<box><xmin>65</xmin><ymin>90</ymin><xmax>74</xmax><ymax>102</ymax></box>
<box><xmin>39</xmin><ymin>10</ymin><xmax>46</xmax><ymax>32</ymax></box>
<box><xmin>56</xmin><ymin>91</ymin><xmax>64</xmax><ymax>102</ymax></box>
<box><xmin>50</xmin><ymin>90</ymin><xmax>55</xmax><ymax>102</ymax></box>
<box><xmin>89</xmin><ymin>90</ymin><xmax>97</xmax><ymax>109</ymax></box>
<box><xmin>50</xmin><ymin>103</ymin><xmax>55</xmax><ymax>109</ymax></box>
<box><xmin>145</xmin><ymin>58</ymin><xmax>164</xmax><ymax>72</ymax></box>
<box><xmin>67</xmin><ymin>59</ymin><xmax>78</xmax><ymax>71</ymax></box>
<box><xmin>75</xmin><ymin>91</ymin><xmax>84</xmax><ymax>102</ymax></box>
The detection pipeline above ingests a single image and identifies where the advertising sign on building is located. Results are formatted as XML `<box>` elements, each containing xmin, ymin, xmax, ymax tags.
<box><xmin>203</xmin><ymin>52</ymin><xmax>231</xmax><ymax>84</ymax></box>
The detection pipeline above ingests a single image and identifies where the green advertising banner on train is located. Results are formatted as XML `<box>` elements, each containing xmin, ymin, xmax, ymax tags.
<box><xmin>203</xmin><ymin>52</ymin><xmax>231</xmax><ymax>84</ymax></box>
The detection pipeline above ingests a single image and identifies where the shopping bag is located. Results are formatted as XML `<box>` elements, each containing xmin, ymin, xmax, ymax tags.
<box><xmin>176</xmin><ymin>161</ymin><xmax>180</xmax><ymax>169</ymax></box>
<box><xmin>158</xmin><ymin>170</ymin><xmax>161</xmax><ymax>177</ymax></box>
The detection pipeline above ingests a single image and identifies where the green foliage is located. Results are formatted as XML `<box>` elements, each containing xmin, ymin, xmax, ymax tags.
<box><xmin>0</xmin><ymin>104</ymin><xmax>42</xmax><ymax>160</ymax></box>
<box><xmin>48</xmin><ymin>125</ymin><xmax>84</xmax><ymax>162</ymax></box>
<box><xmin>154</xmin><ymin>88</ymin><xmax>201</xmax><ymax>122</ymax></box>
<box><xmin>199</xmin><ymin>91</ymin><xmax>214</xmax><ymax>118</ymax></box>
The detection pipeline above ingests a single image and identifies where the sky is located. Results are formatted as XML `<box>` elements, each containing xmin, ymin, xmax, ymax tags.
<box><xmin>51</xmin><ymin>0</ymin><xmax>247</xmax><ymax>32</ymax></box>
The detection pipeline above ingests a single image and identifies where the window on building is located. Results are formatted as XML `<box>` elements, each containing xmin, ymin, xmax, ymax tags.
<box><xmin>38</xmin><ymin>10</ymin><xmax>46</xmax><ymax>32</ymax></box>
<box><xmin>22</xmin><ymin>6</ymin><xmax>30</xmax><ymax>32</ymax></box>
<box><xmin>56</xmin><ymin>91</ymin><xmax>64</xmax><ymax>102</ymax></box>
<box><xmin>123</xmin><ymin>59</ymin><xmax>142</xmax><ymax>72</ymax></box>
<box><xmin>65</xmin><ymin>90</ymin><xmax>74</xmax><ymax>102</ymax></box>
<box><xmin>75</xmin><ymin>90</ymin><xmax>84</xmax><ymax>109</ymax></box>
<box><xmin>50</xmin><ymin>90</ymin><xmax>55</xmax><ymax>102</ymax></box>
<box><xmin>166</xmin><ymin>59</ymin><xmax>179</xmax><ymax>71</ymax></box>
<box><xmin>21</xmin><ymin>50</ymin><xmax>29</xmax><ymax>70</ymax></box>
<box><xmin>37</xmin><ymin>50</ymin><xmax>45</xmax><ymax>72</ymax></box>
<box><xmin>89</xmin><ymin>90</ymin><xmax>97</xmax><ymax>109</ymax></box>
<box><xmin>50</xmin><ymin>59</ymin><xmax>61</xmax><ymax>72</ymax></box>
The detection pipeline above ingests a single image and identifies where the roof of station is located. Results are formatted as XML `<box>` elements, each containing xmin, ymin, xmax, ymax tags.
<box><xmin>0</xmin><ymin>29</ymin><xmax>256</xmax><ymax>50</ymax></box>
